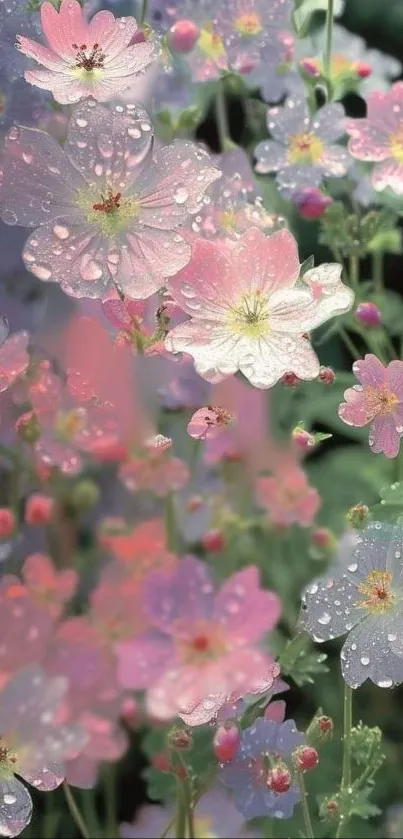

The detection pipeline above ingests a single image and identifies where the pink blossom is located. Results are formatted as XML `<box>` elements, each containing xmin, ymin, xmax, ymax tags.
<box><xmin>117</xmin><ymin>557</ymin><xmax>281</xmax><ymax>722</ymax></box>
<box><xmin>256</xmin><ymin>463</ymin><xmax>321</xmax><ymax>527</ymax></box>
<box><xmin>0</xmin><ymin>664</ymin><xmax>86</xmax><ymax>836</ymax></box>
<box><xmin>89</xmin><ymin>562</ymin><xmax>150</xmax><ymax>642</ymax></box>
<box><xmin>119</xmin><ymin>434</ymin><xmax>189</xmax><ymax>496</ymax></box>
<box><xmin>187</xmin><ymin>405</ymin><xmax>234</xmax><ymax>440</ymax></box>
<box><xmin>0</xmin><ymin>331</ymin><xmax>30</xmax><ymax>393</ymax></box>
<box><xmin>21</xmin><ymin>553</ymin><xmax>78</xmax><ymax>619</ymax></box>
<box><xmin>100</xmin><ymin>518</ymin><xmax>178</xmax><ymax>581</ymax></box>
<box><xmin>345</xmin><ymin>82</ymin><xmax>403</xmax><ymax>194</ymax></box>
<box><xmin>0</xmin><ymin>101</ymin><xmax>220</xmax><ymax>300</ymax></box>
<box><xmin>338</xmin><ymin>354</ymin><xmax>403</xmax><ymax>458</ymax></box>
<box><xmin>165</xmin><ymin>228</ymin><xmax>352</xmax><ymax>388</ymax></box>
<box><xmin>0</xmin><ymin>577</ymin><xmax>54</xmax><ymax>676</ymax></box>
<box><xmin>17</xmin><ymin>0</ymin><xmax>155</xmax><ymax>105</ymax></box>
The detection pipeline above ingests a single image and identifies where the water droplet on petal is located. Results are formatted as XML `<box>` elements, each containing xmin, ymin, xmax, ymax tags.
<box><xmin>32</xmin><ymin>264</ymin><xmax>52</xmax><ymax>280</ymax></box>
<box><xmin>318</xmin><ymin>611</ymin><xmax>331</xmax><ymax>625</ymax></box>
<box><xmin>388</xmin><ymin>633</ymin><xmax>397</xmax><ymax>641</ymax></box>
<box><xmin>80</xmin><ymin>253</ymin><xmax>103</xmax><ymax>282</ymax></box>
<box><xmin>3</xmin><ymin>794</ymin><xmax>16</xmax><ymax>805</ymax></box>
<box><xmin>174</xmin><ymin>187</ymin><xmax>189</xmax><ymax>205</ymax></box>
<box><xmin>360</xmin><ymin>655</ymin><xmax>370</xmax><ymax>665</ymax></box>
<box><xmin>76</xmin><ymin>118</ymin><xmax>88</xmax><ymax>128</ymax></box>
<box><xmin>377</xmin><ymin>678</ymin><xmax>393</xmax><ymax>688</ymax></box>
<box><xmin>53</xmin><ymin>224</ymin><xmax>69</xmax><ymax>240</ymax></box>
<box><xmin>348</xmin><ymin>562</ymin><xmax>358</xmax><ymax>573</ymax></box>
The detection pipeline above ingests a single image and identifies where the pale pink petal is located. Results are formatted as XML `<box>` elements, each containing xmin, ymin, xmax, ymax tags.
<box><xmin>338</xmin><ymin>386</ymin><xmax>371</xmax><ymax>427</ymax></box>
<box><xmin>232</xmin><ymin>227</ymin><xmax>300</xmax><ymax>295</ymax></box>
<box><xmin>372</xmin><ymin>159</ymin><xmax>403</xmax><ymax>194</ymax></box>
<box><xmin>370</xmin><ymin>415</ymin><xmax>401</xmax><ymax>458</ymax></box>
<box><xmin>116</xmin><ymin>632</ymin><xmax>174</xmax><ymax>690</ymax></box>
<box><xmin>345</xmin><ymin>120</ymin><xmax>391</xmax><ymax>161</ymax></box>
<box><xmin>0</xmin><ymin>776</ymin><xmax>32</xmax><ymax>838</ymax></box>
<box><xmin>143</xmin><ymin>556</ymin><xmax>215</xmax><ymax>630</ymax></box>
<box><xmin>264</xmin><ymin>699</ymin><xmax>286</xmax><ymax>722</ymax></box>
<box><xmin>23</xmin><ymin>765</ymin><xmax>64</xmax><ymax>791</ymax></box>
<box><xmin>0</xmin><ymin>332</ymin><xmax>29</xmax><ymax>393</ymax></box>
<box><xmin>387</xmin><ymin>360</ymin><xmax>403</xmax><ymax>399</ymax></box>
<box><xmin>167</xmin><ymin>239</ymin><xmax>233</xmax><ymax>318</ymax></box>
<box><xmin>40</xmin><ymin>0</ymin><xmax>81</xmax><ymax>60</ymax></box>
<box><xmin>17</xmin><ymin>36</ymin><xmax>68</xmax><ymax>71</ymax></box>
<box><xmin>214</xmin><ymin>567</ymin><xmax>281</xmax><ymax>644</ymax></box>
<box><xmin>352</xmin><ymin>354</ymin><xmax>387</xmax><ymax>388</ymax></box>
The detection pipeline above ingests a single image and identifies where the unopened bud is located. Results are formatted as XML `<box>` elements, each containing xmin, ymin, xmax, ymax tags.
<box><xmin>169</xmin><ymin>19</ymin><xmax>200</xmax><ymax>53</ymax></box>
<box><xmin>294</xmin><ymin>187</ymin><xmax>332</xmax><ymax>220</ymax></box>
<box><xmin>292</xmin><ymin>426</ymin><xmax>315</xmax><ymax>451</ymax></box>
<box><xmin>317</xmin><ymin>715</ymin><xmax>334</xmax><ymax>737</ymax></box>
<box><xmin>299</xmin><ymin>57</ymin><xmax>320</xmax><ymax>78</ymax></box>
<box><xmin>355</xmin><ymin>301</ymin><xmax>381</xmax><ymax>327</ymax></box>
<box><xmin>71</xmin><ymin>480</ymin><xmax>100</xmax><ymax>512</ymax></box>
<box><xmin>202</xmin><ymin>528</ymin><xmax>225</xmax><ymax>553</ymax></box>
<box><xmin>319</xmin><ymin>366</ymin><xmax>335</xmax><ymax>385</ymax></box>
<box><xmin>167</xmin><ymin>727</ymin><xmax>193</xmax><ymax>751</ymax></box>
<box><xmin>266</xmin><ymin>764</ymin><xmax>292</xmax><ymax>794</ymax></box>
<box><xmin>25</xmin><ymin>493</ymin><xmax>54</xmax><ymax>526</ymax></box>
<box><xmin>320</xmin><ymin>798</ymin><xmax>339</xmax><ymax>821</ymax></box>
<box><xmin>355</xmin><ymin>60</ymin><xmax>372</xmax><ymax>79</ymax></box>
<box><xmin>346</xmin><ymin>503</ymin><xmax>369</xmax><ymax>528</ymax></box>
<box><xmin>294</xmin><ymin>745</ymin><xmax>319</xmax><ymax>772</ymax></box>
<box><xmin>281</xmin><ymin>372</ymin><xmax>301</xmax><ymax>388</ymax></box>
<box><xmin>213</xmin><ymin>721</ymin><xmax>241</xmax><ymax>763</ymax></box>
<box><xmin>0</xmin><ymin>508</ymin><xmax>16</xmax><ymax>539</ymax></box>
<box><xmin>312</xmin><ymin>528</ymin><xmax>337</xmax><ymax>552</ymax></box>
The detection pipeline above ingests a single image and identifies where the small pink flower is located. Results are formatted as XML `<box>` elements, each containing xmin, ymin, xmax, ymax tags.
<box><xmin>100</xmin><ymin>518</ymin><xmax>177</xmax><ymax>581</ymax></box>
<box><xmin>345</xmin><ymin>82</ymin><xmax>403</xmax><ymax>194</ymax></box>
<box><xmin>25</xmin><ymin>493</ymin><xmax>55</xmax><ymax>525</ymax></box>
<box><xmin>0</xmin><ymin>577</ymin><xmax>54</xmax><ymax>676</ymax></box>
<box><xmin>119</xmin><ymin>435</ymin><xmax>189</xmax><ymax>496</ymax></box>
<box><xmin>21</xmin><ymin>553</ymin><xmax>77</xmax><ymax>619</ymax></box>
<box><xmin>0</xmin><ymin>331</ymin><xmax>30</xmax><ymax>394</ymax></box>
<box><xmin>17</xmin><ymin>0</ymin><xmax>155</xmax><ymax>105</ymax></box>
<box><xmin>0</xmin><ymin>508</ymin><xmax>16</xmax><ymax>539</ymax></box>
<box><xmin>187</xmin><ymin>405</ymin><xmax>234</xmax><ymax>440</ymax></box>
<box><xmin>165</xmin><ymin>228</ymin><xmax>352</xmax><ymax>389</ymax></box>
<box><xmin>117</xmin><ymin>557</ymin><xmax>281</xmax><ymax>722</ymax></box>
<box><xmin>338</xmin><ymin>354</ymin><xmax>403</xmax><ymax>458</ymax></box>
<box><xmin>256</xmin><ymin>463</ymin><xmax>321</xmax><ymax>527</ymax></box>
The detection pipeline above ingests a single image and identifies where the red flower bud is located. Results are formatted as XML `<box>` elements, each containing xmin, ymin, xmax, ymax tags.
<box><xmin>202</xmin><ymin>529</ymin><xmax>225</xmax><ymax>553</ymax></box>
<box><xmin>25</xmin><ymin>493</ymin><xmax>54</xmax><ymax>526</ymax></box>
<box><xmin>299</xmin><ymin>58</ymin><xmax>320</xmax><ymax>78</ymax></box>
<box><xmin>169</xmin><ymin>19</ymin><xmax>200</xmax><ymax>53</ymax></box>
<box><xmin>0</xmin><ymin>508</ymin><xmax>15</xmax><ymax>539</ymax></box>
<box><xmin>319</xmin><ymin>366</ymin><xmax>335</xmax><ymax>385</ymax></box>
<box><xmin>312</xmin><ymin>528</ymin><xmax>336</xmax><ymax>551</ymax></box>
<box><xmin>294</xmin><ymin>745</ymin><xmax>319</xmax><ymax>772</ymax></box>
<box><xmin>355</xmin><ymin>61</ymin><xmax>372</xmax><ymax>79</ymax></box>
<box><xmin>355</xmin><ymin>301</ymin><xmax>381</xmax><ymax>327</ymax></box>
<box><xmin>292</xmin><ymin>427</ymin><xmax>315</xmax><ymax>451</ymax></box>
<box><xmin>294</xmin><ymin>187</ymin><xmax>332</xmax><ymax>220</ymax></box>
<box><xmin>267</xmin><ymin>764</ymin><xmax>292</xmax><ymax>794</ymax></box>
<box><xmin>281</xmin><ymin>372</ymin><xmax>301</xmax><ymax>388</ymax></box>
<box><xmin>213</xmin><ymin>722</ymin><xmax>241</xmax><ymax>763</ymax></box>
<box><xmin>318</xmin><ymin>715</ymin><xmax>333</xmax><ymax>736</ymax></box>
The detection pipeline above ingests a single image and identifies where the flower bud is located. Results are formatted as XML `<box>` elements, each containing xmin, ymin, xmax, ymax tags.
<box><xmin>266</xmin><ymin>764</ymin><xmax>292</xmax><ymax>794</ymax></box>
<box><xmin>281</xmin><ymin>372</ymin><xmax>301</xmax><ymax>388</ymax></box>
<box><xmin>169</xmin><ymin>19</ymin><xmax>200</xmax><ymax>53</ymax></box>
<box><xmin>355</xmin><ymin>61</ymin><xmax>372</xmax><ymax>79</ymax></box>
<box><xmin>319</xmin><ymin>366</ymin><xmax>335</xmax><ymax>385</ymax></box>
<box><xmin>355</xmin><ymin>301</ymin><xmax>381</xmax><ymax>327</ymax></box>
<box><xmin>152</xmin><ymin>751</ymin><xmax>187</xmax><ymax>779</ymax></box>
<box><xmin>320</xmin><ymin>798</ymin><xmax>339</xmax><ymax>821</ymax></box>
<box><xmin>294</xmin><ymin>187</ymin><xmax>332</xmax><ymax>220</ymax></box>
<box><xmin>167</xmin><ymin>727</ymin><xmax>193</xmax><ymax>751</ymax></box>
<box><xmin>202</xmin><ymin>528</ymin><xmax>225</xmax><ymax>553</ymax></box>
<box><xmin>0</xmin><ymin>508</ymin><xmax>16</xmax><ymax>539</ymax></box>
<box><xmin>312</xmin><ymin>528</ymin><xmax>337</xmax><ymax>552</ymax></box>
<box><xmin>317</xmin><ymin>715</ymin><xmax>334</xmax><ymax>737</ymax></box>
<box><xmin>213</xmin><ymin>721</ymin><xmax>241</xmax><ymax>763</ymax></box>
<box><xmin>292</xmin><ymin>426</ymin><xmax>315</xmax><ymax>451</ymax></box>
<box><xmin>15</xmin><ymin>410</ymin><xmax>40</xmax><ymax>444</ymax></box>
<box><xmin>120</xmin><ymin>697</ymin><xmax>140</xmax><ymax>729</ymax></box>
<box><xmin>25</xmin><ymin>493</ymin><xmax>55</xmax><ymax>526</ymax></box>
<box><xmin>299</xmin><ymin>57</ymin><xmax>320</xmax><ymax>78</ymax></box>
<box><xmin>71</xmin><ymin>480</ymin><xmax>100</xmax><ymax>512</ymax></box>
<box><xmin>294</xmin><ymin>745</ymin><xmax>319</xmax><ymax>772</ymax></box>
<box><xmin>186</xmin><ymin>494</ymin><xmax>204</xmax><ymax>513</ymax></box>
<box><xmin>346</xmin><ymin>503</ymin><xmax>369</xmax><ymax>528</ymax></box>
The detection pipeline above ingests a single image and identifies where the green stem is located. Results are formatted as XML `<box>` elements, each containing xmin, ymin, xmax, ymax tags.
<box><xmin>324</xmin><ymin>0</ymin><xmax>335</xmax><ymax>83</ymax></box>
<box><xmin>339</xmin><ymin>325</ymin><xmax>361</xmax><ymax>361</ymax></box>
<box><xmin>372</xmin><ymin>250</ymin><xmax>384</xmax><ymax>295</ymax></box>
<box><xmin>81</xmin><ymin>790</ymin><xmax>101</xmax><ymax>839</ymax></box>
<box><xmin>104</xmin><ymin>764</ymin><xmax>118</xmax><ymax>838</ymax></box>
<box><xmin>63</xmin><ymin>783</ymin><xmax>90</xmax><ymax>839</ymax></box>
<box><xmin>140</xmin><ymin>0</ymin><xmax>148</xmax><ymax>26</ymax></box>
<box><xmin>165</xmin><ymin>492</ymin><xmax>179</xmax><ymax>553</ymax></box>
<box><xmin>175</xmin><ymin>779</ymin><xmax>187</xmax><ymax>839</ymax></box>
<box><xmin>297</xmin><ymin>771</ymin><xmax>315</xmax><ymax>838</ymax></box>
<box><xmin>335</xmin><ymin>683</ymin><xmax>353</xmax><ymax>838</ymax></box>
<box><xmin>349</xmin><ymin>253</ymin><xmax>360</xmax><ymax>294</ymax></box>
<box><xmin>215</xmin><ymin>81</ymin><xmax>230</xmax><ymax>151</ymax></box>
<box><xmin>160</xmin><ymin>817</ymin><xmax>175</xmax><ymax>839</ymax></box>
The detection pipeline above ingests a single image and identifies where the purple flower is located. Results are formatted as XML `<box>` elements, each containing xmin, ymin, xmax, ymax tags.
<box><xmin>220</xmin><ymin>717</ymin><xmax>303</xmax><ymax>820</ymax></box>
<box><xmin>0</xmin><ymin>100</ymin><xmax>220</xmax><ymax>300</ymax></box>
<box><xmin>0</xmin><ymin>665</ymin><xmax>86</xmax><ymax>837</ymax></box>
<box><xmin>255</xmin><ymin>98</ymin><xmax>349</xmax><ymax>197</ymax></box>
<box><xmin>301</xmin><ymin>522</ymin><xmax>403</xmax><ymax>689</ymax></box>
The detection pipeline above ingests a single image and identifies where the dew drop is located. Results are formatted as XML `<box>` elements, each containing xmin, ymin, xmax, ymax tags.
<box><xmin>378</xmin><ymin>678</ymin><xmax>393</xmax><ymax>687</ymax></box>
<box><xmin>127</xmin><ymin>126</ymin><xmax>141</xmax><ymax>139</ymax></box>
<box><xmin>2</xmin><ymin>209</ymin><xmax>17</xmax><ymax>225</ymax></box>
<box><xmin>80</xmin><ymin>253</ymin><xmax>103</xmax><ymax>282</ymax></box>
<box><xmin>32</xmin><ymin>264</ymin><xmax>52</xmax><ymax>281</ymax></box>
<box><xmin>3</xmin><ymin>794</ymin><xmax>16</xmax><ymax>805</ymax></box>
<box><xmin>360</xmin><ymin>655</ymin><xmax>370</xmax><ymax>666</ymax></box>
<box><xmin>53</xmin><ymin>224</ymin><xmax>69</xmax><ymax>240</ymax></box>
<box><xmin>76</xmin><ymin>117</ymin><xmax>88</xmax><ymax>128</ymax></box>
<box><xmin>174</xmin><ymin>187</ymin><xmax>189</xmax><ymax>205</ymax></box>
<box><xmin>388</xmin><ymin>632</ymin><xmax>397</xmax><ymax>641</ymax></box>
<box><xmin>318</xmin><ymin>611</ymin><xmax>331</xmax><ymax>625</ymax></box>
<box><xmin>347</xmin><ymin>562</ymin><xmax>358</xmax><ymax>573</ymax></box>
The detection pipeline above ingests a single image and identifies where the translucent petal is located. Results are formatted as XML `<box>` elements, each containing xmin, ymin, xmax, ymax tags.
<box><xmin>0</xmin><ymin>776</ymin><xmax>32</xmax><ymax>838</ymax></box>
<box><xmin>267</xmin><ymin>98</ymin><xmax>310</xmax><ymax>143</ymax></box>
<box><xmin>301</xmin><ymin>576</ymin><xmax>362</xmax><ymax>642</ymax></box>
<box><xmin>214</xmin><ymin>567</ymin><xmax>281</xmax><ymax>643</ymax></box>
<box><xmin>143</xmin><ymin>555</ymin><xmax>215</xmax><ymax>629</ymax></box>
<box><xmin>341</xmin><ymin>612</ymin><xmax>403</xmax><ymax>688</ymax></box>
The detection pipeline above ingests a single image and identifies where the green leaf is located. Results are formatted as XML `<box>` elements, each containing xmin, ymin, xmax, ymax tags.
<box><xmin>300</xmin><ymin>254</ymin><xmax>315</xmax><ymax>277</ymax></box>
<box><xmin>279</xmin><ymin>633</ymin><xmax>329</xmax><ymax>686</ymax></box>
<box><xmin>292</xmin><ymin>0</ymin><xmax>344</xmax><ymax>36</ymax></box>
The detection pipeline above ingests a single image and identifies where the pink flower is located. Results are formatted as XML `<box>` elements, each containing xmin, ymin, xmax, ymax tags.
<box><xmin>0</xmin><ymin>331</ymin><xmax>30</xmax><ymax>393</ymax></box>
<box><xmin>338</xmin><ymin>354</ymin><xmax>403</xmax><ymax>458</ymax></box>
<box><xmin>117</xmin><ymin>557</ymin><xmax>281</xmax><ymax>722</ymax></box>
<box><xmin>119</xmin><ymin>434</ymin><xmax>189</xmax><ymax>496</ymax></box>
<box><xmin>0</xmin><ymin>665</ymin><xmax>86</xmax><ymax>837</ymax></box>
<box><xmin>345</xmin><ymin>82</ymin><xmax>403</xmax><ymax>194</ymax></box>
<box><xmin>187</xmin><ymin>405</ymin><xmax>234</xmax><ymax>440</ymax></box>
<box><xmin>0</xmin><ymin>577</ymin><xmax>54</xmax><ymax>676</ymax></box>
<box><xmin>100</xmin><ymin>518</ymin><xmax>177</xmax><ymax>581</ymax></box>
<box><xmin>89</xmin><ymin>562</ymin><xmax>149</xmax><ymax>643</ymax></box>
<box><xmin>0</xmin><ymin>102</ymin><xmax>220</xmax><ymax>299</ymax></box>
<box><xmin>165</xmin><ymin>228</ymin><xmax>353</xmax><ymax>388</ymax></box>
<box><xmin>256</xmin><ymin>463</ymin><xmax>321</xmax><ymax>527</ymax></box>
<box><xmin>21</xmin><ymin>553</ymin><xmax>78</xmax><ymax>619</ymax></box>
<box><xmin>17</xmin><ymin>0</ymin><xmax>155</xmax><ymax>105</ymax></box>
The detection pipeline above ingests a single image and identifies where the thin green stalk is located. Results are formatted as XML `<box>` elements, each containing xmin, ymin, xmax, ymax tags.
<box><xmin>324</xmin><ymin>0</ymin><xmax>335</xmax><ymax>82</ymax></box>
<box><xmin>159</xmin><ymin>817</ymin><xmax>175</xmax><ymax>839</ymax></box>
<box><xmin>349</xmin><ymin>253</ymin><xmax>360</xmax><ymax>294</ymax></box>
<box><xmin>104</xmin><ymin>764</ymin><xmax>118</xmax><ymax>838</ymax></box>
<box><xmin>215</xmin><ymin>81</ymin><xmax>230</xmax><ymax>151</ymax></box>
<box><xmin>140</xmin><ymin>0</ymin><xmax>148</xmax><ymax>26</ymax></box>
<box><xmin>165</xmin><ymin>492</ymin><xmax>179</xmax><ymax>553</ymax></box>
<box><xmin>335</xmin><ymin>683</ymin><xmax>353</xmax><ymax>838</ymax></box>
<box><xmin>175</xmin><ymin>780</ymin><xmax>187</xmax><ymax>839</ymax></box>
<box><xmin>372</xmin><ymin>249</ymin><xmax>384</xmax><ymax>295</ymax></box>
<box><xmin>81</xmin><ymin>790</ymin><xmax>101</xmax><ymax>839</ymax></box>
<box><xmin>63</xmin><ymin>783</ymin><xmax>90</xmax><ymax>839</ymax></box>
<box><xmin>339</xmin><ymin>325</ymin><xmax>361</xmax><ymax>361</ymax></box>
<box><xmin>297</xmin><ymin>771</ymin><xmax>315</xmax><ymax>838</ymax></box>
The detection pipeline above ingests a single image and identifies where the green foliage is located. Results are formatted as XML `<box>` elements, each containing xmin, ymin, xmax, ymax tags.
<box><xmin>293</xmin><ymin>0</ymin><xmax>344</xmax><ymax>37</ymax></box>
<box><xmin>370</xmin><ymin>482</ymin><xmax>403</xmax><ymax>523</ymax></box>
<box><xmin>279</xmin><ymin>633</ymin><xmax>329</xmax><ymax>686</ymax></box>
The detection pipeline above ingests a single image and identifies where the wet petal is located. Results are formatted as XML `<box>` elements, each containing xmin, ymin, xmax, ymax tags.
<box><xmin>0</xmin><ymin>776</ymin><xmax>32</xmax><ymax>838</ymax></box>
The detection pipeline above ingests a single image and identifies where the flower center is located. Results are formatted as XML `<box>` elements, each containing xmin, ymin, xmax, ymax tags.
<box><xmin>56</xmin><ymin>409</ymin><xmax>86</xmax><ymax>441</ymax></box>
<box><xmin>93</xmin><ymin>190</ymin><xmax>122</xmax><ymax>215</ymax></box>
<box><xmin>234</xmin><ymin>12</ymin><xmax>262</xmax><ymax>36</ymax></box>
<box><xmin>73</xmin><ymin>42</ymin><xmax>106</xmax><ymax>71</ymax></box>
<box><xmin>228</xmin><ymin>291</ymin><xmax>270</xmax><ymax>339</ymax></box>
<box><xmin>198</xmin><ymin>24</ymin><xmax>226</xmax><ymax>61</ymax></box>
<box><xmin>389</xmin><ymin>128</ymin><xmax>403</xmax><ymax>164</ymax></box>
<box><xmin>364</xmin><ymin>385</ymin><xmax>399</xmax><ymax>418</ymax></box>
<box><xmin>356</xmin><ymin>570</ymin><xmax>396</xmax><ymax>613</ymax></box>
<box><xmin>288</xmin><ymin>132</ymin><xmax>324</xmax><ymax>164</ymax></box>
<box><xmin>176</xmin><ymin>619</ymin><xmax>227</xmax><ymax>664</ymax></box>
<box><xmin>0</xmin><ymin>739</ymin><xmax>19</xmax><ymax>778</ymax></box>
<box><xmin>75</xmin><ymin>185</ymin><xmax>140</xmax><ymax>237</ymax></box>
<box><xmin>205</xmin><ymin>406</ymin><xmax>234</xmax><ymax>428</ymax></box>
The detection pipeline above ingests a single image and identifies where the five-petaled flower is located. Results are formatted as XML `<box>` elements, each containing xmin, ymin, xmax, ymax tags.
<box><xmin>301</xmin><ymin>522</ymin><xmax>403</xmax><ymax>689</ymax></box>
<box><xmin>165</xmin><ymin>227</ymin><xmax>353</xmax><ymax>389</ymax></box>
<box><xmin>16</xmin><ymin>0</ymin><xmax>155</xmax><ymax>105</ymax></box>
<box><xmin>338</xmin><ymin>355</ymin><xmax>403</xmax><ymax>458</ymax></box>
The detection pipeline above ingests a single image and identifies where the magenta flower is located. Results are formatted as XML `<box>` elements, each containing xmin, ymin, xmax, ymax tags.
<box><xmin>117</xmin><ymin>557</ymin><xmax>281</xmax><ymax>722</ymax></box>
<box><xmin>345</xmin><ymin>82</ymin><xmax>403</xmax><ymax>194</ymax></box>
<box><xmin>165</xmin><ymin>228</ymin><xmax>353</xmax><ymax>389</ymax></box>
<box><xmin>0</xmin><ymin>101</ymin><xmax>220</xmax><ymax>299</ymax></box>
<box><xmin>256</xmin><ymin>462</ymin><xmax>321</xmax><ymax>528</ymax></box>
<box><xmin>17</xmin><ymin>0</ymin><xmax>155</xmax><ymax>105</ymax></box>
<box><xmin>255</xmin><ymin>98</ymin><xmax>349</xmax><ymax>197</ymax></box>
<box><xmin>338</xmin><ymin>355</ymin><xmax>403</xmax><ymax>458</ymax></box>
<box><xmin>0</xmin><ymin>665</ymin><xmax>86</xmax><ymax>837</ymax></box>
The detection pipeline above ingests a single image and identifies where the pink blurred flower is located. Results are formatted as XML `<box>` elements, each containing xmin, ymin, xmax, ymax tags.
<box><xmin>345</xmin><ymin>82</ymin><xmax>403</xmax><ymax>194</ymax></box>
<box><xmin>117</xmin><ymin>557</ymin><xmax>281</xmax><ymax>722</ymax></box>
<box><xmin>165</xmin><ymin>228</ymin><xmax>352</xmax><ymax>388</ymax></box>
<box><xmin>0</xmin><ymin>331</ymin><xmax>30</xmax><ymax>393</ymax></box>
<box><xmin>256</xmin><ymin>463</ymin><xmax>321</xmax><ymax>527</ymax></box>
<box><xmin>119</xmin><ymin>434</ymin><xmax>189</xmax><ymax>496</ymax></box>
<box><xmin>0</xmin><ymin>664</ymin><xmax>86</xmax><ymax>837</ymax></box>
<box><xmin>187</xmin><ymin>405</ymin><xmax>234</xmax><ymax>440</ymax></box>
<box><xmin>100</xmin><ymin>518</ymin><xmax>178</xmax><ymax>581</ymax></box>
<box><xmin>0</xmin><ymin>577</ymin><xmax>54</xmax><ymax>676</ymax></box>
<box><xmin>17</xmin><ymin>0</ymin><xmax>155</xmax><ymax>105</ymax></box>
<box><xmin>89</xmin><ymin>562</ymin><xmax>149</xmax><ymax>643</ymax></box>
<box><xmin>338</xmin><ymin>354</ymin><xmax>403</xmax><ymax>458</ymax></box>
<box><xmin>0</xmin><ymin>101</ymin><xmax>220</xmax><ymax>300</ymax></box>
<box><xmin>21</xmin><ymin>553</ymin><xmax>77</xmax><ymax>619</ymax></box>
